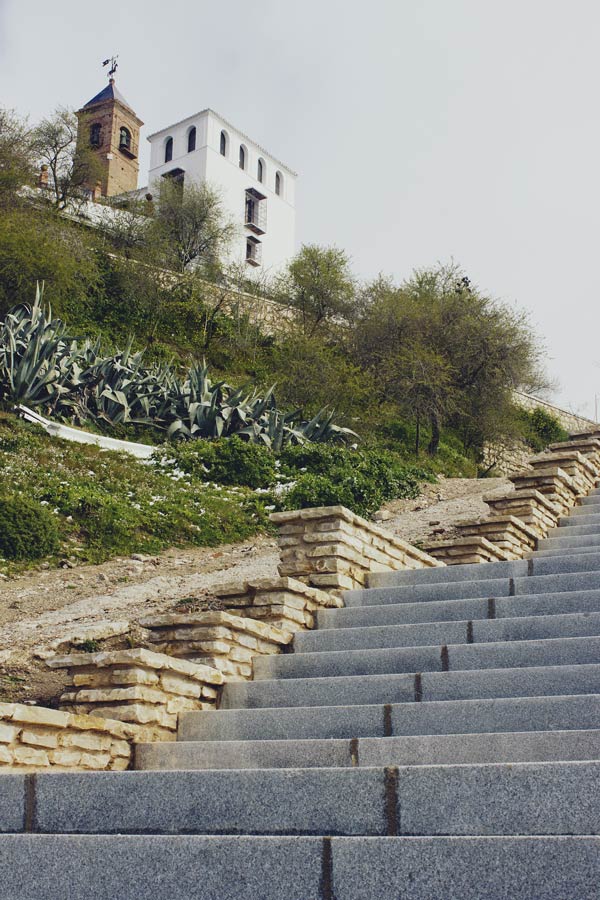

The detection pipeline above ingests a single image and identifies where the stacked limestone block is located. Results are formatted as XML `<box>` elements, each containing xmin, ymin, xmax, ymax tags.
<box><xmin>48</xmin><ymin>648</ymin><xmax>223</xmax><ymax>742</ymax></box>
<box><xmin>526</xmin><ymin>450</ymin><xmax>598</xmax><ymax>496</ymax></box>
<box><xmin>509</xmin><ymin>466</ymin><xmax>580</xmax><ymax>515</ymax></box>
<box><xmin>421</xmin><ymin>535</ymin><xmax>511</xmax><ymax>566</ymax></box>
<box><xmin>482</xmin><ymin>488</ymin><xmax>561</xmax><ymax>539</ymax></box>
<box><xmin>547</xmin><ymin>437</ymin><xmax>600</xmax><ymax>469</ymax></box>
<box><xmin>211</xmin><ymin>577</ymin><xmax>343</xmax><ymax>632</ymax></box>
<box><xmin>270</xmin><ymin>506</ymin><xmax>442</xmax><ymax>594</ymax></box>
<box><xmin>454</xmin><ymin>515</ymin><xmax>538</xmax><ymax>560</ymax></box>
<box><xmin>0</xmin><ymin>702</ymin><xmax>134</xmax><ymax>771</ymax></box>
<box><xmin>139</xmin><ymin>610</ymin><xmax>293</xmax><ymax>681</ymax></box>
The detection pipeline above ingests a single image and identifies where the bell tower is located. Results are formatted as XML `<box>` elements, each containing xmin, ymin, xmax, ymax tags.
<box><xmin>76</xmin><ymin>58</ymin><xmax>143</xmax><ymax>198</ymax></box>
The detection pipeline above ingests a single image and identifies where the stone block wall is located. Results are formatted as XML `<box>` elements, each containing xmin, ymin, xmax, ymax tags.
<box><xmin>48</xmin><ymin>648</ymin><xmax>224</xmax><ymax>742</ymax></box>
<box><xmin>139</xmin><ymin>610</ymin><xmax>293</xmax><ymax>681</ymax></box>
<box><xmin>211</xmin><ymin>577</ymin><xmax>343</xmax><ymax>632</ymax></box>
<box><xmin>0</xmin><ymin>702</ymin><xmax>135</xmax><ymax>771</ymax></box>
<box><xmin>270</xmin><ymin>506</ymin><xmax>442</xmax><ymax>594</ymax></box>
<box><xmin>425</xmin><ymin>436</ymin><xmax>600</xmax><ymax>565</ymax></box>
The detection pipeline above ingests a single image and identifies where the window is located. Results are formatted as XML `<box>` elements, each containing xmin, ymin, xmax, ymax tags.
<box><xmin>187</xmin><ymin>127</ymin><xmax>196</xmax><ymax>153</ymax></box>
<box><xmin>90</xmin><ymin>123</ymin><xmax>101</xmax><ymax>147</ymax></box>
<box><xmin>257</xmin><ymin>158</ymin><xmax>264</xmax><ymax>183</ymax></box>
<box><xmin>246</xmin><ymin>236</ymin><xmax>261</xmax><ymax>266</ymax></box>
<box><xmin>164</xmin><ymin>137</ymin><xmax>173</xmax><ymax>163</ymax></box>
<box><xmin>119</xmin><ymin>127</ymin><xmax>131</xmax><ymax>150</ymax></box>
<box><xmin>220</xmin><ymin>130</ymin><xmax>228</xmax><ymax>156</ymax></box>
<box><xmin>239</xmin><ymin>145</ymin><xmax>246</xmax><ymax>170</ymax></box>
<box><xmin>275</xmin><ymin>171</ymin><xmax>283</xmax><ymax>196</ymax></box>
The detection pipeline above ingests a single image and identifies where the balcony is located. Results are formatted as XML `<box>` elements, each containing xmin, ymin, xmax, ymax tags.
<box><xmin>244</xmin><ymin>188</ymin><xmax>267</xmax><ymax>235</ymax></box>
<box><xmin>246</xmin><ymin>236</ymin><xmax>262</xmax><ymax>267</ymax></box>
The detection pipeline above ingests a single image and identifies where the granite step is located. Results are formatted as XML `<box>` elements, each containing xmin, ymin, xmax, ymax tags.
<box><xmin>253</xmin><ymin>635</ymin><xmax>600</xmax><ymax>681</ymax></box>
<box><xmin>221</xmin><ymin>663</ymin><xmax>600</xmax><ymax>709</ymax></box>
<box><xmin>536</xmin><ymin>533</ymin><xmax>600</xmax><ymax>550</ymax></box>
<box><xmin>1</xmin><ymin>835</ymin><xmax>598</xmax><ymax>900</ymax></box>
<box><xmin>4</xmin><ymin>762</ymin><xmax>600</xmax><ymax>836</ymax></box>
<box><xmin>179</xmin><ymin>693</ymin><xmax>600</xmax><ymax>742</ymax></box>
<box><xmin>559</xmin><ymin>514</ymin><xmax>600</xmax><ymax>527</ymax></box>
<box><xmin>538</xmin><ymin>523</ymin><xmax>600</xmax><ymax>537</ymax></box>
<box><xmin>316</xmin><ymin>589</ymin><xmax>600</xmax><ymax>629</ymax></box>
<box><xmin>351</xmin><ymin>569</ymin><xmax>600</xmax><ymax>606</ymax></box>
<box><xmin>136</xmin><ymin>729</ymin><xmax>600</xmax><ymax>770</ymax></box>
<box><xmin>294</xmin><ymin>611</ymin><xmax>600</xmax><ymax>654</ymax></box>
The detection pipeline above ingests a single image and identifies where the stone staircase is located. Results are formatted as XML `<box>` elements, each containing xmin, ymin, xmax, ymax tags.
<box><xmin>3</xmin><ymin>494</ymin><xmax>600</xmax><ymax>897</ymax></box>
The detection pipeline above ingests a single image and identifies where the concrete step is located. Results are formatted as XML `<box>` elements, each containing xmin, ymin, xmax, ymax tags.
<box><xmin>369</xmin><ymin>559</ymin><xmax>528</xmax><ymax>587</ymax></box>
<box><xmin>536</xmin><ymin>533</ymin><xmax>600</xmax><ymax>550</ymax></box>
<box><xmin>254</xmin><ymin>635</ymin><xmax>600</xmax><ymax>681</ymax></box>
<box><xmin>581</xmin><ymin>493</ymin><xmax>600</xmax><ymax>505</ymax></box>
<box><xmin>560</xmin><ymin>514</ymin><xmax>600</xmax><ymax>527</ymax></box>
<box><xmin>5</xmin><ymin>762</ymin><xmax>600</xmax><ymax>836</ymax></box>
<box><xmin>221</xmin><ymin>663</ymin><xmax>600</xmax><ymax>709</ymax></box>
<box><xmin>563</xmin><ymin>503</ymin><xmax>600</xmax><ymax>517</ymax></box>
<box><xmin>136</xmin><ymin>729</ymin><xmax>600</xmax><ymax>770</ymax></box>
<box><xmin>533</xmin><ymin>545</ymin><xmax>600</xmax><ymax>559</ymax></box>
<box><xmin>317</xmin><ymin>589</ymin><xmax>600</xmax><ymax>629</ymax></box>
<box><xmin>1</xmin><ymin>835</ymin><xmax>599</xmax><ymax>900</ymax></box>
<box><xmin>179</xmin><ymin>693</ymin><xmax>600</xmax><ymax>742</ymax></box>
<box><xmin>295</xmin><ymin>612</ymin><xmax>600</xmax><ymax>654</ymax></box>
<box><xmin>541</xmin><ymin>523</ymin><xmax>600</xmax><ymax>537</ymax></box>
<box><xmin>351</xmin><ymin>568</ymin><xmax>600</xmax><ymax>607</ymax></box>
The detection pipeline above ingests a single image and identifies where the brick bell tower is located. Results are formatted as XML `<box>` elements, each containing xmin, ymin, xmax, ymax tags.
<box><xmin>76</xmin><ymin>58</ymin><xmax>143</xmax><ymax>198</ymax></box>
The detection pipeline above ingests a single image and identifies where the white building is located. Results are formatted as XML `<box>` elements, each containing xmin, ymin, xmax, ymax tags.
<box><xmin>147</xmin><ymin>109</ymin><xmax>297</xmax><ymax>274</ymax></box>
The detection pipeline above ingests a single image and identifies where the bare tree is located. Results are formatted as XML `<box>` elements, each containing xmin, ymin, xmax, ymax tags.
<box><xmin>31</xmin><ymin>106</ymin><xmax>100</xmax><ymax>209</ymax></box>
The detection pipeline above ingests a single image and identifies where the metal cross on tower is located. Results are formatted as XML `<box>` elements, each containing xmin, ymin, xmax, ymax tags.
<box><xmin>102</xmin><ymin>55</ymin><xmax>119</xmax><ymax>79</ymax></box>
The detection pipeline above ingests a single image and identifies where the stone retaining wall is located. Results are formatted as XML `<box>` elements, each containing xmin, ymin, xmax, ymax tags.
<box><xmin>270</xmin><ymin>505</ymin><xmax>442</xmax><ymax>594</ymax></box>
<box><xmin>139</xmin><ymin>610</ymin><xmax>293</xmax><ymax>681</ymax></box>
<box><xmin>48</xmin><ymin>648</ymin><xmax>224</xmax><ymax>742</ymax></box>
<box><xmin>425</xmin><ymin>437</ymin><xmax>600</xmax><ymax>565</ymax></box>
<box><xmin>0</xmin><ymin>702</ymin><xmax>135</xmax><ymax>771</ymax></box>
<box><xmin>211</xmin><ymin>577</ymin><xmax>343</xmax><ymax>632</ymax></box>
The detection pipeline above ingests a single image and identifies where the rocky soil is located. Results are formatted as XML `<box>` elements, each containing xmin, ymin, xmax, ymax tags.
<box><xmin>0</xmin><ymin>475</ymin><xmax>508</xmax><ymax>706</ymax></box>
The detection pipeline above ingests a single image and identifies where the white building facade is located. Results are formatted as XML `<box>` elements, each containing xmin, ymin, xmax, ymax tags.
<box><xmin>147</xmin><ymin>109</ymin><xmax>296</xmax><ymax>274</ymax></box>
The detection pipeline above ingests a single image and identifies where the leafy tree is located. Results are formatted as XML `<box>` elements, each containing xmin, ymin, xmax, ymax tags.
<box><xmin>355</xmin><ymin>264</ymin><xmax>548</xmax><ymax>456</ymax></box>
<box><xmin>0</xmin><ymin>108</ymin><xmax>35</xmax><ymax>206</ymax></box>
<box><xmin>278</xmin><ymin>244</ymin><xmax>356</xmax><ymax>335</ymax></box>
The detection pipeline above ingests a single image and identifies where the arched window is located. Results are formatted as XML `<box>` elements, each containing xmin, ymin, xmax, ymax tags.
<box><xmin>257</xmin><ymin>158</ymin><xmax>265</xmax><ymax>183</ymax></box>
<box><xmin>187</xmin><ymin>127</ymin><xmax>196</xmax><ymax>153</ymax></box>
<box><xmin>239</xmin><ymin>145</ymin><xmax>246</xmax><ymax>170</ymax></box>
<box><xmin>275</xmin><ymin>171</ymin><xmax>283</xmax><ymax>196</ymax></box>
<box><xmin>220</xmin><ymin>130</ymin><xmax>228</xmax><ymax>156</ymax></box>
<box><xmin>164</xmin><ymin>137</ymin><xmax>173</xmax><ymax>163</ymax></box>
<box><xmin>90</xmin><ymin>123</ymin><xmax>101</xmax><ymax>147</ymax></box>
<box><xmin>119</xmin><ymin>127</ymin><xmax>131</xmax><ymax>150</ymax></box>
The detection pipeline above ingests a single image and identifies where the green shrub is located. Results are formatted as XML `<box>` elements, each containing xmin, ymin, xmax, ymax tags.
<box><xmin>0</xmin><ymin>493</ymin><xmax>60</xmax><ymax>560</ymax></box>
<box><xmin>519</xmin><ymin>407</ymin><xmax>569</xmax><ymax>452</ymax></box>
<box><xmin>279</xmin><ymin>445</ymin><xmax>428</xmax><ymax>518</ymax></box>
<box><xmin>166</xmin><ymin>437</ymin><xmax>276</xmax><ymax>489</ymax></box>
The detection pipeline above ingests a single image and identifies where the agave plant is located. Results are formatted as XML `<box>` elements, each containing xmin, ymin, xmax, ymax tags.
<box><xmin>0</xmin><ymin>290</ymin><xmax>359</xmax><ymax>448</ymax></box>
<box><xmin>0</xmin><ymin>286</ymin><xmax>76</xmax><ymax>406</ymax></box>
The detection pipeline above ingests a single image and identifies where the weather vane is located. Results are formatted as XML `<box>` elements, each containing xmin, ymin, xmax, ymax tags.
<box><xmin>102</xmin><ymin>55</ymin><xmax>119</xmax><ymax>79</ymax></box>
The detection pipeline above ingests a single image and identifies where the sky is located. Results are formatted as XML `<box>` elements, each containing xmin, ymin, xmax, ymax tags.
<box><xmin>1</xmin><ymin>0</ymin><xmax>599</xmax><ymax>418</ymax></box>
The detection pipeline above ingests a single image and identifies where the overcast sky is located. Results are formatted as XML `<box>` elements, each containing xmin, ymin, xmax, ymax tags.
<box><xmin>1</xmin><ymin>0</ymin><xmax>599</xmax><ymax>417</ymax></box>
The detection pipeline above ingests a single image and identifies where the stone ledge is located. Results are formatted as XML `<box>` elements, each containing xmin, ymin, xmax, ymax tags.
<box><xmin>270</xmin><ymin>505</ymin><xmax>442</xmax><ymax>593</ymax></box>
<box><xmin>48</xmin><ymin>649</ymin><xmax>224</xmax><ymax>741</ymax></box>
<box><xmin>139</xmin><ymin>610</ymin><xmax>294</xmax><ymax>681</ymax></box>
<box><xmin>0</xmin><ymin>701</ymin><xmax>135</xmax><ymax>771</ymax></box>
<box><xmin>455</xmin><ymin>515</ymin><xmax>538</xmax><ymax>560</ymax></box>
<box><xmin>422</xmin><ymin>535</ymin><xmax>512</xmax><ymax>566</ymax></box>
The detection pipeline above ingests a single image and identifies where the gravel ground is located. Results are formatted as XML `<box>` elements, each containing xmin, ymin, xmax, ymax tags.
<box><xmin>0</xmin><ymin>475</ymin><xmax>509</xmax><ymax>705</ymax></box>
